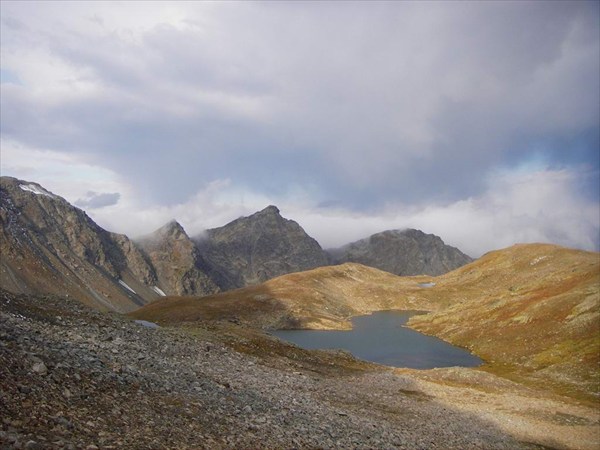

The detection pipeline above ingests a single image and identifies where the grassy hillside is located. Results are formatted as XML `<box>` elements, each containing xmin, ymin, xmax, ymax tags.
<box><xmin>130</xmin><ymin>263</ymin><xmax>439</xmax><ymax>329</ymax></box>
<box><xmin>408</xmin><ymin>244</ymin><xmax>599</xmax><ymax>402</ymax></box>
<box><xmin>132</xmin><ymin>244</ymin><xmax>599</xmax><ymax>402</ymax></box>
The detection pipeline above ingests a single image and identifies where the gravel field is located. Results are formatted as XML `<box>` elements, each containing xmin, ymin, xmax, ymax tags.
<box><xmin>1</xmin><ymin>290</ymin><xmax>596</xmax><ymax>449</ymax></box>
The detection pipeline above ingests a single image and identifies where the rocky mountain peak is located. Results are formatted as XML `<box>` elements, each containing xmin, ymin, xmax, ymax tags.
<box><xmin>258</xmin><ymin>205</ymin><xmax>280</xmax><ymax>215</ymax></box>
<box><xmin>153</xmin><ymin>220</ymin><xmax>187</xmax><ymax>240</ymax></box>
<box><xmin>194</xmin><ymin>206</ymin><xmax>330</xmax><ymax>290</ymax></box>
<box><xmin>242</xmin><ymin>205</ymin><xmax>284</xmax><ymax>225</ymax></box>
<box><xmin>0</xmin><ymin>176</ymin><xmax>158</xmax><ymax>312</ymax></box>
<box><xmin>329</xmin><ymin>228</ymin><xmax>472</xmax><ymax>276</ymax></box>
<box><xmin>136</xmin><ymin>221</ymin><xmax>219</xmax><ymax>297</ymax></box>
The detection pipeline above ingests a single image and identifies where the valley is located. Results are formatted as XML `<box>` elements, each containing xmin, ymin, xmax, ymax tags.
<box><xmin>132</xmin><ymin>244</ymin><xmax>599</xmax><ymax>404</ymax></box>
<box><xmin>1</xmin><ymin>176</ymin><xmax>599</xmax><ymax>449</ymax></box>
<box><xmin>129</xmin><ymin>243</ymin><xmax>600</xmax><ymax>448</ymax></box>
<box><xmin>2</xmin><ymin>289</ymin><xmax>599</xmax><ymax>449</ymax></box>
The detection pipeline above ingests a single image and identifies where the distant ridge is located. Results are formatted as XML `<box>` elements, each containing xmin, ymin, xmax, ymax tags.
<box><xmin>328</xmin><ymin>229</ymin><xmax>472</xmax><ymax>276</ymax></box>
<box><xmin>194</xmin><ymin>205</ymin><xmax>331</xmax><ymax>290</ymax></box>
<box><xmin>0</xmin><ymin>176</ymin><xmax>475</xmax><ymax>311</ymax></box>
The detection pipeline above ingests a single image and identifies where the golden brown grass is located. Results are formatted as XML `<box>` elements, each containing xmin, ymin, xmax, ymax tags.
<box><xmin>132</xmin><ymin>243</ymin><xmax>600</xmax><ymax>403</ymax></box>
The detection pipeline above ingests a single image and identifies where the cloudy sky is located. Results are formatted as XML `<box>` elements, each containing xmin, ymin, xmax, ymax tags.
<box><xmin>1</xmin><ymin>1</ymin><xmax>598</xmax><ymax>257</ymax></box>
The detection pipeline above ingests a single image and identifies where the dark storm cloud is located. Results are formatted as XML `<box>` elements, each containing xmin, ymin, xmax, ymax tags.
<box><xmin>1</xmin><ymin>1</ymin><xmax>598</xmax><ymax>211</ymax></box>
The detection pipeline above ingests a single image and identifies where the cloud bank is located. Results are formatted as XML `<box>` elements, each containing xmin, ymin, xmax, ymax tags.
<box><xmin>1</xmin><ymin>1</ymin><xmax>598</xmax><ymax>256</ymax></box>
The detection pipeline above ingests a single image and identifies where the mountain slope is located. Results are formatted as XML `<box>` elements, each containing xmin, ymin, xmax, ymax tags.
<box><xmin>0</xmin><ymin>177</ymin><xmax>160</xmax><ymax>312</ymax></box>
<box><xmin>329</xmin><ymin>229</ymin><xmax>472</xmax><ymax>276</ymax></box>
<box><xmin>131</xmin><ymin>263</ymin><xmax>437</xmax><ymax>329</ymax></box>
<box><xmin>8</xmin><ymin>288</ymin><xmax>575</xmax><ymax>450</ymax></box>
<box><xmin>407</xmin><ymin>243</ymin><xmax>600</xmax><ymax>401</ymax></box>
<box><xmin>136</xmin><ymin>220</ymin><xmax>220</xmax><ymax>296</ymax></box>
<box><xmin>194</xmin><ymin>205</ymin><xmax>330</xmax><ymax>290</ymax></box>
<box><xmin>133</xmin><ymin>243</ymin><xmax>599</xmax><ymax>402</ymax></box>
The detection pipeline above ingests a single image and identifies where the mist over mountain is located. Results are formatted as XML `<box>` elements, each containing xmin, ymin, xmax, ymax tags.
<box><xmin>1</xmin><ymin>176</ymin><xmax>474</xmax><ymax>310</ymax></box>
<box><xmin>136</xmin><ymin>220</ymin><xmax>220</xmax><ymax>297</ymax></box>
<box><xmin>2</xmin><ymin>176</ymin><xmax>598</xmax><ymax>450</ymax></box>
<box><xmin>193</xmin><ymin>205</ymin><xmax>331</xmax><ymax>290</ymax></box>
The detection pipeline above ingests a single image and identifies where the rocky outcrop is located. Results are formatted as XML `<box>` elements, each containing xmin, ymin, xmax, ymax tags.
<box><xmin>195</xmin><ymin>206</ymin><xmax>330</xmax><ymax>290</ymax></box>
<box><xmin>0</xmin><ymin>288</ymin><xmax>550</xmax><ymax>449</ymax></box>
<box><xmin>0</xmin><ymin>176</ymin><xmax>472</xmax><ymax>311</ymax></box>
<box><xmin>328</xmin><ymin>229</ymin><xmax>472</xmax><ymax>276</ymax></box>
<box><xmin>0</xmin><ymin>177</ymin><xmax>331</xmax><ymax>307</ymax></box>
<box><xmin>0</xmin><ymin>176</ymin><xmax>159</xmax><ymax>312</ymax></box>
<box><xmin>136</xmin><ymin>221</ymin><xmax>220</xmax><ymax>296</ymax></box>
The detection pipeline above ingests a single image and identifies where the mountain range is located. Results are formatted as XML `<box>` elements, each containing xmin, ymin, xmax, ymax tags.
<box><xmin>0</xmin><ymin>176</ymin><xmax>473</xmax><ymax>311</ymax></box>
<box><xmin>2</xmin><ymin>175</ymin><xmax>598</xmax><ymax>449</ymax></box>
<box><xmin>194</xmin><ymin>205</ymin><xmax>331</xmax><ymax>290</ymax></box>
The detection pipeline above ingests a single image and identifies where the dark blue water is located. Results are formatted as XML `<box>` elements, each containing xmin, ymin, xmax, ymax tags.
<box><xmin>272</xmin><ymin>311</ymin><xmax>482</xmax><ymax>369</ymax></box>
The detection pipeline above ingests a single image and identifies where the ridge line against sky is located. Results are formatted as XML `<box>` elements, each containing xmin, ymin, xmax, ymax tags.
<box><xmin>1</xmin><ymin>1</ymin><xmax>599</xmax><ymax>257</ymax></box>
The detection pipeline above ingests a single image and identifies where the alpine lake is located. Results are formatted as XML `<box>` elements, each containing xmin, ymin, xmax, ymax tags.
<box><xmin>272</xmin><ymin>310</ymin><xmax>482</xmax><ymax>369</ymax></box>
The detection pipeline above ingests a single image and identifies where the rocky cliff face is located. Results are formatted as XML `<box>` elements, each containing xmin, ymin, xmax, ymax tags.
<box><xmin>195</xmin><ymin>206</ymin><xmax>330</xmax><ymax>290</ymax></box>
<box><xmin>136</xmin><ymin>221</ymin><xmax>220</xmax><ymax>296</ymax></box>
<box><xmin>0</xmin><ymin>176</ymin><xmax>473</xmax><ymax>311</ymax></box>
<box><xmin>0</xmin><ymin>178</ymin><xmax>330</xmax><ymax>308</ymax></box>
<box><xmin>0</xmin><ymin>177</ymin><xmax>159</xmax><ymax>312</ymax></box>
<box><xmin>329</xmin><ymin>229</ymin><xmax>472</xmax><ymax>276</ymax></box>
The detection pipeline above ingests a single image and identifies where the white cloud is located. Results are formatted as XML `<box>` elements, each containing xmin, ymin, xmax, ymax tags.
<box><xmin>287</xmin><ymin>166</ymin><xmax>599</xmax><ymax>257</ymax></box>
<box><xmin>46</xmin><ymin>164</ymin><xmax>600</xmax><ymax>257</ymax></box>
<box><xmin>2</xmin><ymin>138</ymin><xmax>596</xmax><ymax>256</ymax></box>
<box><xmin>1</xmin><ymin>1</ymin><xmax>598</xmax><ymax>255</ymax></box>
<box><xmin>0</xmin><ymin>139</ymin><xmax>127</xmax><ymax>202</ymax></box>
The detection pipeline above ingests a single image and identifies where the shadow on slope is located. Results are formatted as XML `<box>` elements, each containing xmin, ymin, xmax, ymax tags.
<box><xmin>2</xmin><ymin>288</ymin><xmax>573</xmax><ymax>450</ymax></box>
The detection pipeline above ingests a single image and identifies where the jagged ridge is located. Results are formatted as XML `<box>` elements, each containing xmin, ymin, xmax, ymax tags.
<box><xmin>0</xmin><ymin>176</ymin><xmax>475</xmax><ymax>311</ymax></box>
<box><xmin>136</xmin><ymin>220</ymin><xmax>220</xmax><ymax>297</ymax></box>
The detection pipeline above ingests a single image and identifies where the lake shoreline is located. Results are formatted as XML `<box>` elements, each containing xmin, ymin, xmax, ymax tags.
<box><xmin>272</xmin><ymin>310</ymin><xmax>483</xmax><ymax>370</ymax></box>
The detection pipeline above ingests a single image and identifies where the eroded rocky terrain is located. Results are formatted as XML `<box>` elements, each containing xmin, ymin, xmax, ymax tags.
<box><xmin>2</xmin><ymin>289</ymin><xmax>598</xmax><ymax>449</ymax></box>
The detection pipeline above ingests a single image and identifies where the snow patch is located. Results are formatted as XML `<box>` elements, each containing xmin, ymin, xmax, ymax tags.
<box><xmin>152</xmin><ymin>286</ymin><xmax>166</xmax><ymax>297</ymax></box>
<box><xmin>134</xmin><ymin>320</ymin><xmax>160</xmax><ymax>329</ymax></box>
<box><xmin>118</xmin><ymin>279</ymin><xmax>137</xmax><ymax>294</ymax></box>
<box><xmin>19</xmin><ymin>184</ymin><xmax>55</xmax><ymax>198</ymax></box>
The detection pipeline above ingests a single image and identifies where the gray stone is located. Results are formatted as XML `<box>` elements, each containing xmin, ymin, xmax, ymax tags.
<box><xmin>328</xmin><ymin>229</ymin><xmax>472</xmax><ymax>276</ymax></box>
<box><xmin>194</xmin><ymin>205</ymin><xmax>330</xmax><ymax>289</ymax></box>
<box><xmin>31</xmin><ymin>362</ymin><xmax>47</xmax><ymax>376</ymax></box>
<box><xmin>136</xmin><ymin>221</ymin><xmax>220</xmax><ymax>297</ymax></box>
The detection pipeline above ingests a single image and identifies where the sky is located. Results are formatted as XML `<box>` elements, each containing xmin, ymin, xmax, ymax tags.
<box><xmin>1</xmin><ymin>1</ymin><xmax>599</xmax><ymax>257</ymax></box>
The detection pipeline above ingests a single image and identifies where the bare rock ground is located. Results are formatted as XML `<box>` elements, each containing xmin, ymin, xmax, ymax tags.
<box><xmin>1</xmin><ymin>290</ymin><xmax>597</xmax><ymax>449</ymax></box>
